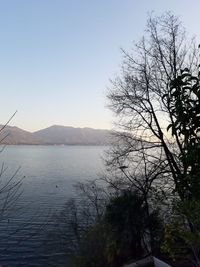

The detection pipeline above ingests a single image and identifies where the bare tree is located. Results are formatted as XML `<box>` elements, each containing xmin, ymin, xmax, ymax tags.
<box><xmin>107</xmin><ymin>12</ymin><xmax>199</xmax><ymax>201</ymax></box>
<box><xmin>0</xmin><ymin>111</ymin><xmax>24</xmax><ymax>220</ymax></box>
<box><xmin>107</xmin><ymin>12</ymin><xmax>200</xmax><ymax>263</ymax></box>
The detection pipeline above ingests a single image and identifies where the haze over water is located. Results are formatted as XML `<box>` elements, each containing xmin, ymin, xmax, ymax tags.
<box><xmin>0</xmin><ymin>145</ymin><xmax>105</xmax><ymax>266</ymax></box>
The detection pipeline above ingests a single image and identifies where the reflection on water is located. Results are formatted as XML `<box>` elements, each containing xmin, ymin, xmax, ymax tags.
<box><xmin>0</xmin><ymin>145</ymin><xmax>105</xmax><ymax>266</ymax></box>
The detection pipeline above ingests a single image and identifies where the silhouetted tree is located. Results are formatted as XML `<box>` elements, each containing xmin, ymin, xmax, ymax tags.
<box><xmin>162</xmin><ymin>69</ymin><xmax>200</xmax><ymax>265</ymax></box>
<box><xmin>0</xmin><ymin>111</ymin><xmax>23</xmax><ymax>221</ymax></box>
<box><xmin>107</xmin><ymin>12</ymin><xmax>200</xmax><ymax>264</ymax></box>
<box><xmin>104</xmin><ymin>191</ymin><xmax>162</xmax><ymax>265</ymax></box>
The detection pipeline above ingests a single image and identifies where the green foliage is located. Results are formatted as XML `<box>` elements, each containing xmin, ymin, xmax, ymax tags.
<box><xmin>105</xmin><ymin>191</ymin><xmax>146</xmax><ymax>260</ymax></box>
<box><xmin>162</xmin><ymin>222</ymin><xmax>189</xmax><ymax>261</ymax></box>
<box><xmin>168</xmin><ymin>68</ymin><xmax>200</xmax><ymax>144</ymax></box>
<box><xmin>162</xmin><ymin>200</ymin><xmax>200</xmax><ymax>262</ymax></box>
<box><xmin>167</xmin><ymin>68</ymin><xmax>200</xmax><ymax>200</ymax></box>
<box><xmin>70</xmin><ymin>190</ymin><xmax>163</xmax><ymax>267</ymax></box>
<box><xmin>72</xmin><ymin>220</ymin><xmax>108</xmax><ymax>267</ymax></box>
<box><xmin>104</xmin><ymin>191</ymin><xmax>163</xmax><ymax>262</ymax></box>
<box><xmin>162</xmin><ymin>70</ymin><xmax>200</xmax><ymax>263</ymax></box>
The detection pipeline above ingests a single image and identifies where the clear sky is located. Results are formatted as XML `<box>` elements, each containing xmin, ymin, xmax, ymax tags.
<box><xmin>0</xmin><ymin>0</ymin><xmax>200</xmax><ymax>132</ymax></box>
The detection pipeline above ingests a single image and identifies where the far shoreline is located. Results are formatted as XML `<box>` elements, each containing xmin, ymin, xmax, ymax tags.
<box><xmin>0</xmin><ymin>143</ymin><xmax>109</xmax><ymax>146</ymax></box>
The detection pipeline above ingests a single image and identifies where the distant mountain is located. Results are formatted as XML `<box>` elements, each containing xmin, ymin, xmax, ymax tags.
<box><xmin>0</xmin><ymin>125</ymin><xmax>39</xmax><ymax>145</ymax></box>
<box><xmin>33</xmin><ymin>125</ymin><xmax>110</xmax><ymax>145</ymax></box>
<box><xmin>0</xmin><ymin>125</ymin><xmax>111</xmax><ymax>145</ymax></box>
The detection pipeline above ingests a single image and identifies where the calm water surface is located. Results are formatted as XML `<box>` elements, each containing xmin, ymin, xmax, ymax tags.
<box><xmin>0</xmin><ymin>145</ymin><xmax>106</xmax><ymax>266</ymax></box>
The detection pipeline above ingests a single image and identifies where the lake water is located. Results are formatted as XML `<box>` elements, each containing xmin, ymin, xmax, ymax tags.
<box><xmin>0</xmin><ymin>145</ymin><xmax>106</xmax><ymax>266</ymax></box>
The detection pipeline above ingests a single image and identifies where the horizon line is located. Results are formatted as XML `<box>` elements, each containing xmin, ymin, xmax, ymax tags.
<box><xmin>2</xmin><ymin>123</ymin><xmax>111</xmax><ymax>133</ymax></box>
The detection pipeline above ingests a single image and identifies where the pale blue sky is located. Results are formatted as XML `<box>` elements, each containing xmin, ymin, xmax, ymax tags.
<box><xmin>0</xmin><ymin>0</ymin><xmax>200</xmax><ymax>131</ymax></box>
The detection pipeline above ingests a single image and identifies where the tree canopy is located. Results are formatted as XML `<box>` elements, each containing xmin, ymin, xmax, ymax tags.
<box><xmin>107</xmin><ymin>12</ymin><xmax>200</xmax><ymax>264</ymax></box>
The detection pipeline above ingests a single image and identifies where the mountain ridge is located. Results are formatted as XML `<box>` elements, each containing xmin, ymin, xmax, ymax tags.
<box><xmin>0</xmin><ymin>125</ymin><xmax>111</xmax><ymax>145</ymax></box>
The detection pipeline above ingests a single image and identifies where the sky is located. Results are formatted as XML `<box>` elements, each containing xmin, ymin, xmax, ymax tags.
<box><xmin>0</xmin><ymin>0</ymin><xmax>200</xmax><ymax>132</ymax></box>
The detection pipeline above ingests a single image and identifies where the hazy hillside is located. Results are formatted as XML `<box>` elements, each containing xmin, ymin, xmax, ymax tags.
<box><xmin>33</xmin><ymin>125</ymin><xmax>110</xmax><ymax>145</ymax></box>
<box><xmin>0</xmin><ymin>125</ymin><xmax>111</xmax><ymax>145</ymax></box>
<box><xmin>0</xmin><ymin>125</ymin><xmax>39</xmax><ymax>145</ymax></box>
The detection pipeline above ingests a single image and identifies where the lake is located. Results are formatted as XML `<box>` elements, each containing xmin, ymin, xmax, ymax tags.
<box><xmin>0</xmin><ymin>145</ymin><xmax>106</xmax><ymax>266</ymax></box>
